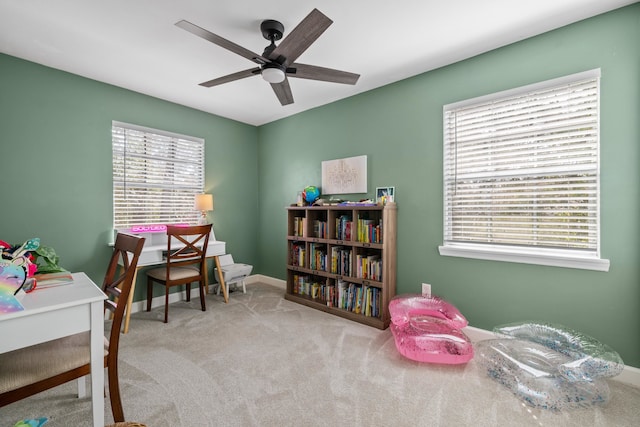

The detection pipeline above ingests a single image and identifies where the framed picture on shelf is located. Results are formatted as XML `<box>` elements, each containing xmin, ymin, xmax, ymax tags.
<box><xmin>376</xmin><ymin>186</ymin><xmax>395</xmax><ymax>205</ymax></box>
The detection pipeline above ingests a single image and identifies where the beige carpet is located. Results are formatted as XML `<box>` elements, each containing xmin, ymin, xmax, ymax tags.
<box><xmin>2</xmin><ymin>282</ymin><xmax>639</xmax><ymax>427</ymax></box>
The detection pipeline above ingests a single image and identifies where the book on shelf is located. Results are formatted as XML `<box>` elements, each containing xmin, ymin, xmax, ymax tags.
<box><xmin>357</xmin><ymin>215</ymin><xmax>382</xmax><ymax>243</ymax></box>
<box><xmin>35</xmin><ymin>271</ymin><xmax>74</xmax><ymax>288</ymax></box>
<box><xmin>292</xmin><ymin>274</ymin><xmax>311</xmax><ymax>295</ymax></box>
<box><xmin>335</xmin><ymin>215</ymin><xmax>352</xmax><ymax>240</ymax></box>
<box><xmin>313</xmin><ymin>219</ymin><xmax>327</xmax><ymax>238</ymax></box>
<box><xmin>293</xmin><ymin>217</ymin><xmax>306</xmax><ymax>237</ymax></box>
<box><xmin>290</xmin><ymin>243</ymin><xmax>305</xmax><ymax>267</ymax></box>
<box><xmin>331</xmin><ymin>246</ymin><xmax>351</xmax><ymax>276</ymax></box>
<box><xmin>311</xmin><ymin>282</ymin><xmax>320</xmax><ymax>299</ymax></box>
<box><xmin>356</xmin><ymin>254</ymin><xmax>382</xmax><ymax>281</ymax></box>
<box><xmin>310</xmin><ymin>243</ymin><xmax>327</xmax><ymax>271</ymax></box>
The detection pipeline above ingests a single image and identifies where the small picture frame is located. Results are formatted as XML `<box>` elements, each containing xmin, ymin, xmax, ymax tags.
<box><xmin>376</xmin><ymin>186</ymin><xmax>395</xmax><ymax>205</ymax></box>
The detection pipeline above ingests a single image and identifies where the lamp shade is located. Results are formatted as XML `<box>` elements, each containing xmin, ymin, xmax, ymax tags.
<box><xmin>195</xmin><ymin>193</ymin><xmax>214</xmax><ymax>211</ymax></box>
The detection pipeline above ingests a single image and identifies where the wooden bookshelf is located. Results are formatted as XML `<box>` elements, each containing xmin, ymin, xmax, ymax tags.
<box><xmin>285</xmin><ymin>203</ymin><xmax>397</xmax><ymax>329</ymax></box>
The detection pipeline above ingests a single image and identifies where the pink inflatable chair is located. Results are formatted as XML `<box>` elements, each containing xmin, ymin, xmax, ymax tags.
<box><xmin>389</xmin><ymin>294</ymin><xmax>474</xmax><ymax>364</ymax></box>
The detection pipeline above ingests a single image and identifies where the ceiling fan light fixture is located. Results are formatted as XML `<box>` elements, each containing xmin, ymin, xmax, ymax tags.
<box><xmin>178</xmin><ymin>9</ymin><xmax>359</xmax><ymax>106</ymax></box>
<box><xmin>262</xmin><ymin>64</ymin><xmax>286</xmax><ymax>84</ymax></box>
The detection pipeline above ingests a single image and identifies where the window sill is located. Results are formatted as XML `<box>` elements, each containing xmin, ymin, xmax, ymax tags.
<box><xmin>438</xmin><ymin>244</ymin><xmax>610</xmax><ymax>272</ymax></box>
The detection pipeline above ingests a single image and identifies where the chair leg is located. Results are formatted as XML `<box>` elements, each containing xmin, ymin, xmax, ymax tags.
<box><xmin>108</xmin><ymin>361</ymin><xmax>124</xmax><ymax>422</ymax></box>
<box><xmin>186</xmin><ymin>283</ymin><xmax>191</xmax><ymax>302</ymax></box>
<box><xmin>164</xmin><ymin>285</ymin><xmax>169</xmax><ymax>323</ymax></box>
<box><xmin>199</xmin><ymin>280</ymin><xmax>206</xmax><ymax>312</ymax></box>
<box><xmin>241</xmin><ymin>279</ymin><xmax>246</xmax><ymax>294</ymax></box>
<box><xmin>77</xmin><ymin>376</ymin><xmax>86</xmax><ymax>398</ymax></box>
<box><xmin>146</xmin><ymin>278</ymin><xmax>153</xmax><ymax>312</ymax></box>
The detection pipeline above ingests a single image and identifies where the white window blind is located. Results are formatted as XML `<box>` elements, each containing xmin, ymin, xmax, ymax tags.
<box><xmin>440</xmin><ymin>69</ymin><xmax>609</xmax><ymax>271</ymax></box>
<box><xmin>112</xmin><ymin>121</ymin><xmax>204</xmax><ymax>229</ymax></box>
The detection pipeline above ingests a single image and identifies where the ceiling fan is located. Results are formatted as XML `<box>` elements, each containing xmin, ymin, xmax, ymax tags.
<box><xmin>176</xmin><ymin>8</ymin><xmax>360</xmax><ymax>106</ymax></box>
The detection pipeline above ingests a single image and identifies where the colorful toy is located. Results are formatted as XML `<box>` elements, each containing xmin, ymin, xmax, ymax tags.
<box><xmin>0</xmin><ymin>238</ymin><xmax>53</xmax><ymax>311</ymax></box>
<box><xmin>476</xmin><ymin>321</ymin><xmax>624</xmax><ymax>410</ymax></box>
<box><xmin>1</xmin><ymin>238</ymin><xmax>40</xmax><ymax>277</ymax></box>
<box><xmin>1</xmin><ymin>237</ymin><xmax>67</xmax><ymax>278</ymax></box>
<box><xmin>14</xmin><ymin>418</ymin><xmax>48</xmax><ymax>427</ymax></box>
<box><xmin>388</xmin><ymin>294</ymin><xmax>474</xmax><ymax>364</ymax></box>
<box><xmin>0</xmin><ymin>258</ymin><xmax>28</xmax><ymax>313</ymax></box>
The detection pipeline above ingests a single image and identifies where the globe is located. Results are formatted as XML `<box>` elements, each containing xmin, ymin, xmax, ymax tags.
<box><xmin>303</xmin><ymin>186</ymin><xmax>320</xmax><ymax>203</ymax></box>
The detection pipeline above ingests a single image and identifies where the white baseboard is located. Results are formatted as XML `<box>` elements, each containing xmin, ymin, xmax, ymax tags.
<box><xmin>133</xmin><ymin>275</ymin><xmax>640</xmax><ymax>388</ymax></box>
<box><xmin>245</xmin><ymin>274</ymin><xmax>285</xmax><ymax>289</ymax></box>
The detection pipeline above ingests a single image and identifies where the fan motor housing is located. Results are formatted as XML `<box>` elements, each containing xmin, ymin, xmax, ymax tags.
<box><xmin>261</xmin><ymin>19</ymin><xmax>284</xmax><ymax>41</ymax></box>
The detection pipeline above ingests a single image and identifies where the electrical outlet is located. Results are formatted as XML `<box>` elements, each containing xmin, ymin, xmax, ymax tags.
<box><xmin>422</xmin><ymin>283</ymin><xmax>431</xmax><ymax>298</ymax></box>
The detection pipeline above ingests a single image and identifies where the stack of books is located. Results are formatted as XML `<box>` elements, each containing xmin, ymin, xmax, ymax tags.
<box><xmin>35</xmin><ymin>271</ymin><xmax>74</xmax><ymax>288</ymax></box>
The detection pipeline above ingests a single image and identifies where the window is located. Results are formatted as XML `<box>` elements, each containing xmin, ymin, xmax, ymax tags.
<box><xmin>112</xmin><ymin>121</ymin><xmax>205</xmax><ymax>230</ymax></box>
<box><xmin>439</xmin><ymin>69</ymin><xmax>609</xmax><ymax>271</ymax></box>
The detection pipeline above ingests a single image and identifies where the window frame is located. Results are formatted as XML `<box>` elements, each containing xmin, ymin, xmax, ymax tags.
<box><xmin>112</xmin><ymin>121</ymin><xmax>205</xmax><ymax>230</ymax></box>
<box><xmin>438</xmin><ymin>69</ymin><xmax>609</xmax><ymax>272</ymax></box>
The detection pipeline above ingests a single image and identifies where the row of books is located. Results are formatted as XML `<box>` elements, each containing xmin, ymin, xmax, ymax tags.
<box><xmin>290</xmin><ymin>243</ymin><xmax>305</xmax><ymax>267</ymax></box>
<box><xmin>291</xmin><ymin>275</ymin><xmax>381</xmax><ymax>318</ymax></box>
<box><xmin>334</xmin><ymin>280</ymin><xmax>381</xmax><ymax>317</ymax></box>
<box><xmin>330</xmin><ymin>246</ymin><xmax>352</xmax><ymax>276</ymax></box>
<box><xmin>291</xmin><ymin>274</ymin><xmax>322</xmax><ymax>297</ymax></box>
<box><xmin>309</xmin><ymin>243</ymin><xmax>327</xmax><ymax>271</ymax></box>
<box><xmin>293</xmin><ymin>215</ymin><xmax>381</xmax><ymax>243</ymax></box>
<box><xmin>292</xmin><ymin>243</ymin><xmax>383</xmax><ymax>281</ymax></box>
<box><xmin>293</xmin><ymin>217</ymin><xmax>306</xmax><ymax>237</ymax></box>
<box><xmin>335</xmin><ymin>215</ymin><xmax>352</xmax><ymax>240</ymax></box>
<box><xmin>356</xmin><ymin>216</ymin><xmax>382</xmax><ymax>243</ymax></box>
<box><xmin>313</xmin><ymin>220</ymin><xmax>327</xmax><ymax>238</ymax></box>
<box><xmin>355</xmin><ymin>254</ymin><xmax>382</xmax><ymax>281</ymax></box>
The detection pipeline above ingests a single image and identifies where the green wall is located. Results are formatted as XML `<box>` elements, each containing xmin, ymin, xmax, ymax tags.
<box><xmin>0</xmin><ymin>54</ymin><xmax>259</xmax><ymax>302</ymax></box>
<box><xmin>257</xmin><ymin>5</ymin><xmax>640</xmax><ymax>366</ymax></box>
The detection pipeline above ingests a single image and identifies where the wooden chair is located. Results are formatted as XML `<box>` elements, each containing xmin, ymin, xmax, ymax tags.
<box><xmin>146</xmin><ymin>224</ymin><xmax>212</xmax><ymax>323</ymax></box>
<box><xmin>0</xmin><ymin>233</ymin><xmax>146</xmax><ymax>423</ymax></box>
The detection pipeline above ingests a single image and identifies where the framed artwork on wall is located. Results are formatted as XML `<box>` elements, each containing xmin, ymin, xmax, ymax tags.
<box><xmin>321</xmin><ymin>155</ymin><xmax>367</xmax><ymax>194</ymax></box>
<box><xmin>376</xmin><ymin>186</ymin><xmax>395</xmax><ymax>205</ymax></box>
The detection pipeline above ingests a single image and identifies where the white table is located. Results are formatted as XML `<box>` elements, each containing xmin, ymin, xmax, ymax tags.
<box><xmin>0</xmin><ymin>272</ymin><xmax>107</xmax><ymax>427</ymax></box>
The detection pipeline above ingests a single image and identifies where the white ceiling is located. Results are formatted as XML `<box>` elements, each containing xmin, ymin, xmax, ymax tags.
<box><xmin>0</xmin><ymin>0</ymin><xmax>635</xmax><ymax>126</ymax></box>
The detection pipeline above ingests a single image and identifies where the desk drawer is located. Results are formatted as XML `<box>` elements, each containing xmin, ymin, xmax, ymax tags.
<box><xmin>139</xmin><ymin>250</ymin><xmax>164</xmax><ymax>265</ymax></box>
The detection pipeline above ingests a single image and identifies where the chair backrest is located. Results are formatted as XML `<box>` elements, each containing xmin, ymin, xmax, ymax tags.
<box><xmin>103</xmin><ymin>233</ymin><xmax>146</xmax><ymax>356</ymax></box>
<box><xmin>165</xmin><ymin>224</ymin><xmax>212</xmax><ymax>273</ymax></box>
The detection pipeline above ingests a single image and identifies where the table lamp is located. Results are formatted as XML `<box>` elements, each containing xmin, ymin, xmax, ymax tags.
<box><xmin>195</xmin><ymin>193</ymin><xmax>214</xmax><ymax>225</ymax></box>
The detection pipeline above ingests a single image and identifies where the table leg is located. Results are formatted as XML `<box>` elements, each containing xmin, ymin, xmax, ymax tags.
<box><xmin>204</xmin><ymin>258</ymin><xmax>210</xmax><ymax>295</ymax></box>
<box><xmin>90</xmin><ymin>299</ymin><xmax>105</xmax><ymax>427</ymax></box>
<box><xmin>213</xmin><ymin>256</ymin><xmax>229</xmax><ymax>303</ymax></box>
<box><xmin>122</xmin><ymin>267</ymin><xmax>139</xmax><ymax>334</ymax></box>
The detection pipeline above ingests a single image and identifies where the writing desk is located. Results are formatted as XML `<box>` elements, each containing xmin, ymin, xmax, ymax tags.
<box><xmin>0</xmin><ymin>272</ymin><xmax>107</xmax><ymax>427</ymax></box>
<box><xmin>120</xmin><ymin>232</ymin><xmax>227</xmax><ymax>334</ymax></box>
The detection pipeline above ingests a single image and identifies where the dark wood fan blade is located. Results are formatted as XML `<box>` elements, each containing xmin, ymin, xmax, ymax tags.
<box><xmin>176</xmin><ymin>20</ymin><xmax>268</xmax><ymax>65</ymax></box>
<box><xmin>287</xmin><ymin>63</ymin><xmax>360</xmax><ymax>85</ymax></box>
<box><xmin>269</xmin><ymin>9</ymin><xmax>332</xmax><ymax>66</ymax></box>
<box><xmin>199</xmin><ymin>68</ymin><xmax>261</xmax><ymax>87</ymax></box>
<box><xmin>271</xmin><ymin>79</ymin><xmax>294</xmax><ymax>105</ymax></box>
